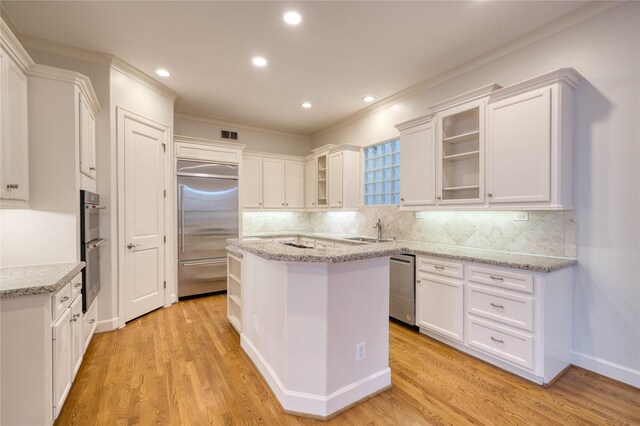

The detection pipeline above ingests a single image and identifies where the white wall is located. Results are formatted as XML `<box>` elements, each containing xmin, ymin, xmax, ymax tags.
<box><xmin>175</xmin><ymin>114</ymin><xmax>311</xmax><ymax>156</ymax></box>
<box><xmin>312</xmin><ymin>3</ymin><xmax>640</xmax><ymax>386</ymax></box>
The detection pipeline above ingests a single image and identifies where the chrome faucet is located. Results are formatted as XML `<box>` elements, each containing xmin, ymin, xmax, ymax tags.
<box><xmin>374</xmin><ymin>218</ymin><xmax>383</xmax><ymax>240</ymax></box>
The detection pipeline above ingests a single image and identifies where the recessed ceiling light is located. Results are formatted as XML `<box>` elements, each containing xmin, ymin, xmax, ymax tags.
<box><xmin>284</xmin><ymin>11</ymin><xmax>302</xmax><ymax>25</ymax></box>
<box><xmin>363</xmin><ymin>96</ymin><xmax>375</xmax><ymax>102</ymax></box>
<box><xmin>252</xmin><ymin>57</ymin><xmax>267</xmax><ymax>67</ymax></box>
<box><xmin>301</xmin><ymin>102</ymin><xmax>312</xmax><ymax>109</ymax></box>
<box><xmin>155</xmin><ymin>68</ymin><xmax>170</xmax><ymax>77</ymax></box>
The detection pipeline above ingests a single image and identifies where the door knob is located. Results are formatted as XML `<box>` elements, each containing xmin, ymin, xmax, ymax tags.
<box><xmin>127</xmin><ymin>243</ymin><xmax>140</xmax><ymax>249</ymax></box>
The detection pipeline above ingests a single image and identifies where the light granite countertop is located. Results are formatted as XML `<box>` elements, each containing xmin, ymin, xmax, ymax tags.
<box><xmin>0</xmin><ymin>261</ymin><xmax>85</xmax><ymax>298</ymax></box>
<box><xmin>228</xmin><ymin>233</ymin><xmax>576</xmax><ymax>273</ymax></box>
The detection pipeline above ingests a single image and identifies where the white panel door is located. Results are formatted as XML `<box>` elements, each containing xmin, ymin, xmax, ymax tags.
<box><xmin>416</xmin><ymin>274</ymin><xmax>464</xmax><ymax>342</ymax></box>
<box><xmin>262</xmin><ymin>158</ymin><xmax>286</xmax><ymax>209</ymax></box>
<box><xmin>242</xmin><ymin>156</ymin><xmax>263</xmax><ymax>208</ymax></box>
<box><xmin>487</xmin><ymin>88</ymin><xmax>551</xmax><ymax>203</ymax></box>
<box><xmin>304</xmin><ymin>158</ymin><xmax>315</xmax><ymax>209</ymax></box>
<box><xmin>0</xmin><ymin>51</ymin><xmax>29</xmax><ymax>201</ymax></box>
<box><xmin>328</xmin><ymin>152</ymin><xmax>343</xmax><ymax>208</ymax></box>
<box><xmin>52</xmin><ymin>308</ymin><xmax>72</xmax><ymax>420</ymax></box>
<box><xmin>70</xmin><ymin>295</ymin><xmax>84</xmax><ymax>378</ymax></box>
<box><xmin>124</xmin><ymin>118</ymin><xmax>166</xmax><ymax>322</ymax></box>
<box><xmin>285</xmin><ymin>161</ymin><xmax>304</xmax><ymax>209</ymax></box>
<box><xmin>400</xmin><ymin>121</ymin><xmax>436</xmax><ymax>206</ymax></box>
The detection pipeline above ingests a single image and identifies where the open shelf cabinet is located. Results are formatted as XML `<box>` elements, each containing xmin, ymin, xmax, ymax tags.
<box><xmin>227</xmin><ymin>253</ymin><xmax>242</xmax><ymax>333</ymax></box>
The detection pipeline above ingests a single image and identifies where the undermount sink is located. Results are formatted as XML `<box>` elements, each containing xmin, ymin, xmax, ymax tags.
<box><xmin>343</xmin><ymin>237</ymin><xmax>390</xmax><ymax>243</ymax></box>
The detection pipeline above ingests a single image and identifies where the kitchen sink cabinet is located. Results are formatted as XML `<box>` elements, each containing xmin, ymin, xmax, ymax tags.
<box><xmin>0</xmin><ymin>25</ymin><xmax>32</xmax><ymax>206</ymax></box>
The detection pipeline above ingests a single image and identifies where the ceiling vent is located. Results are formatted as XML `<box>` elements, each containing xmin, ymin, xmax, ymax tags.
<box><xmin>220</xmin><ymin>129</ymin><xmax>239</xmax><ymax>141</ymax></box>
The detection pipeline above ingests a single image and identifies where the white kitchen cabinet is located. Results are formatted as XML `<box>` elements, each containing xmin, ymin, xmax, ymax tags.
<box><xmin>327</xmin><ymin>145</ymin><xmax>360</xmax><ymax>209</ymax></box>
<box><xmin>83</xmin><ymin>296</ymin><xmax>98</xmax><ymax>351</ymax></box>
<box><xmin>52</xmin><ymin>307</ymin><xmax>72</xmax><ymax>420</ymax></box>
<box><xmin>0</xmin><ymin>43</ymin><xmax>30</xmax><ymax>204</ymax></box>
<box><xmin>242</xmin><ymin>155</ymin><xmax>263</xmax><ymax>208</ymax></box>
<box><xmin>79</xmin><ymin>93</ymin><xmax>97</xmax><ymax>179</ymax></box>
<box><xmin>285</xmin><ymin>161</ymin><xmax>304</xmax><ymax>209</ymax></box>
<box><xmin>175</xmin><ymin>135</ymin><xmax>245</xmax><ymax>164</ymax></box>
<box><xmin>70</xmin><ymin>294</ymin><xmax>84</xmax><ymax>378</ymax></box>
<box><xmin>227</xmin><ymin>253</ymin><xmax>242</xmax><ymax>333</ymax></box>
<box><xmin>486</xmin><ymin>69</ymin><xmax>582</xmax><ymax>209</ymax></box>
<box><xmin>315</xmin><ymin>152</ymin><xmax>329</xmax><ymax>208</ymax></box>
<box><xmin>396</xmin><ymin>115</ymin><xmax>436</xmax><ymax>207</ymax></box>
<box><xmin>416</xmin><ymin>256</ymin><xmax>464</xmax><ymax>342</ymax></box>
<box><xmin>304</xmin><ymin>157</ymin><xmax>316</xmax><ymax>209</ymax></box>
<box><xmin>263</xmin><ymin>158</ymin><xmax>286</xmax><ymax>208</ymax></box>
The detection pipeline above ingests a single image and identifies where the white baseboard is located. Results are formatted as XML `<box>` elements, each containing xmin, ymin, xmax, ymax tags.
<box><xmin>96</xmin><ymin>317</ymin><xmax>119</xmax><ymax>333</ymax></box>
<box><xmin>572</xmin><ymin>351</ymin><xmax>640</xmax><ymax>388</ymax></box>
<box><xmin>241</xmin><ymin>334</ymin><xmax>391</xmax><ymax>417</ymax></box>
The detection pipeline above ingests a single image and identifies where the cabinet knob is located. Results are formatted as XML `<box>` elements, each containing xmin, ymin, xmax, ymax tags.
<box><xmin>89</xmin><ymin>167</ymin><xmax>96</xmax><ymax>171</ymax></box>
<box><xmin>416</xmin><ymin>279</ymin><xmax>421</xmax><ymax>283</ymax></box>
<box><xmin>400</xmin><ymin>198</ymin><xmax>405</xmax><ymax>202</ymax></box>
<box><xmin>436</xmin><ymin>196</ymin><xmax>442</xmax><ymax>200</ymax></box>
<box><xmin>487</xmin><ymin>193</ymin><xmax>493</xmax><ymax>197</ymax></box>
<box><xmin>338</xmin><ymin>201</ymin><xmax>342</xmax><ymax>204</ymax></box>
<box><xmin>312</xmin><ymin>202</ymin><xmax>315</xmax><ymax>205</ymax></box>
<box><xmin>127</xmin><ymin>243</ymin><xmax>140</xmax><ymax>249</ymax></box>
<box><xmin>258</xmin><ymin>202</ymin><xmax>262</xmax><ymax>206</ymax></box>
<box><xmin>282</xmin><ymin>203</ymin><xmax>285</xmax><ymax>206</ymax></box>
<box><xmin>6</xmin><ymin>184</ymin><xmax>19</xmax><ymax>189</ymax></box>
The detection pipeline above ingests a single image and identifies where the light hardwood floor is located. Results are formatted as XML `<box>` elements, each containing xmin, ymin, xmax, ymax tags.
<box><xmin>55</xmin><ymin>294</ymin><xmax>640</xmax><ymax>425</ymax></box>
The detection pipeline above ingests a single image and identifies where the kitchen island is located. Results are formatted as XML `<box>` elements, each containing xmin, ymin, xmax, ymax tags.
<box><xmin>232</xmin><ymin>240</ymin><xmax>398</xmax><ymax>419</ymax></box>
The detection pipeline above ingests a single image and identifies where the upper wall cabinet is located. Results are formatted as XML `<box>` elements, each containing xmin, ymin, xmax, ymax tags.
<box><xmin>326</xmin><ymin>145</ymin><xmax>360</xmax><ymax>210</ymax></box>
<box><xmin>397</xmin><ymin>69</ymin><xmax>582</xmax><ymax>211</ymax></box>
<box><xmin>241</xmin><ymin>152</ymin><xmax>305</xmax><ymax>211</ymax></box>
<box><xmin>0</xmin><ymin>23</ymin><xmax>33</xmax><ymax>206</ymax></box>
<box><xmin>304</xmin><ymin>156</ymin><xmax>316</xmax><ymax>209</ymax></box>
<box><xmin>78</xmin><ymin>93</ymin><xmax>97</xmax><ymax>179</ymax></box>
<box><xmin>486</xmin><ymin>69</ymin><xmax>583</xmax><ymax>209</ymax></box>
<box><xmin>396</xmin><ymin>115</ymin><xmax>436</xmax><ymax>207</ymax></box>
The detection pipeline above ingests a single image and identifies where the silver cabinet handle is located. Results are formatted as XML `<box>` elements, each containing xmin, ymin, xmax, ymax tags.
<box><xmin>436</xmin><ymin>196</ymin><xmax>442</xmax><ymax>200</ymax></box>
<box><xmin>127</xmin><ymin>243</ymin><xmax>140</xmax><ymax>249</ymax></box>
<box><xmin>89</xmin><ymin>167</ymin><xmax>96</xmax><ymax>171</ymax></box>
<box><xmin>89</xmin><ymin>319</ymin><xmax>96</xmax><ymax>324</ymax></box>
<box><xmin>491</xmin><ymin>337</ymin><xmax>504</xmax><ymax>344</ymax></box>
<box><xmin>282</xmin><ymin>203</ymin><xmax>285</xmax><ymax>206</ymax></box>
<box><xmin>400</xmin><ymin>198</ymin><xmax>405</xmax><ymax>202</ymax></box>
<box><xmin>285</xmin><ymin>203</ymin><xmax>288</xmax><ymax>206</ymax></box>
<box><xmin>6</xmin><ymin>184</ymin><xmax>19</xmax><ymax>189</ymax></box>
<box><xmin>258</xmin><ymin>202</ymin><xmax>262</xmax><ymax>206</ymax></box>
<box><xmin>60</xmin><ymin>296</ymin><xmax>69</xmax><ymax>303</ymax></box>
<box><xmin>416</xmin><ymin>279</ymin><xmax>421</xmax><ymax>283</ymax></box>
<box><xmin>490</xmin><ymin>276</ymin><xmax>504</xmax><ymax>281</ymax></box>
<box><xmin>74</xmin><ymin>282</ymin><xmax>82</xmax><ymax>288</ymax></box>
<box><xmin>487</xmin><ymin>193</ymin><xmax>493</xmax><ymax>197</ymax></box>
<box><xmin>434</xmin><ymin>265</ymin><xmax>445</xmax><ymax>270</ymax></box>
<box><xmin>490</xmin><ymin>303</ymin><xmax>504</xmax><ymax>309</ymax></box>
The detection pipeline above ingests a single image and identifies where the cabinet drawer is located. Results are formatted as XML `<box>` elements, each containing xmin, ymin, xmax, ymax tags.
<box><xmin>51</xmin><ymin>283</ymin><xmax>71</xmax><ymax>321</ymax></box>
<box><xmin>70</xmin><ymin>273</ymin><xmax>83</xmax><ymax>301</ymax></box>
<box><xmin>467</xmin><ymin>284</ymin><xmax>534</xmax><ymax>331</ymax></box>
<box><xmin>466</xmin><ymin>265</ymin><xmax>533</xmax><ymax>294</ymax></box>
<box><xmin>467</xmin><ymin>317</ymin><xmax>533</xmax><ymax>370</ymax></box>
<box><xmin>417</xmin><ymin>257</ymin><xmax>463</xmax><ymax>280</ymax></box>
<box><xmin>84</xmin><ymin>297</ymin><xmax>98</xmax><ymax>351</ymax></box>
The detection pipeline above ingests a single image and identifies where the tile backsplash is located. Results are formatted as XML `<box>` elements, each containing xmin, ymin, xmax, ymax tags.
<box><xmin>243</xmin><ymin>207</ymin><xmax>576</xmax><ymax>258</ymax></box>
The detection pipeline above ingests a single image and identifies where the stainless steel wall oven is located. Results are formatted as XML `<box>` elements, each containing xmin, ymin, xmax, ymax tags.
<box><xmin>80</xmin><ymin>190</ymin><xmax>105</xmax><ymax>312</ymax></box>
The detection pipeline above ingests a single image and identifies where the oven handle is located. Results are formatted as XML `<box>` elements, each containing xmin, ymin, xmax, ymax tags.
<box><xmin>85</xmin><ymin>204</ymin><xmax>107</xmax><ymax>210</ymax></box>
<box><xmin>181</xmin><ymin>258</ymin><xmax>227</xmax><ymax>267</ymax></box>
<box><xmin>85</xmin><ymin>238</ymin><xmax>106</xmax><ymax>250</ymax></box>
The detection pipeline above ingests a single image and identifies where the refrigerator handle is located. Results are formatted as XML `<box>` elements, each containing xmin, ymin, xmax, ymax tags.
<box><xmin>180</xmin><ymin>185</ymin><xmax>185</xmax><ymax>253</ymax></box>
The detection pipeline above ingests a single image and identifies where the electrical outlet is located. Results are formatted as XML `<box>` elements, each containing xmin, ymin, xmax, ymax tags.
<box><xmin>415</xmin><ymin>211</ymin><xmax>427</xmax><ymax>219</ymax></box>
<box><xmin>356</xmin><ymin>342</ymin><xmax>365</xmax><ymax>362</ymax></box>
<box><xmin>513</xmin><ymin>211</ymin><xmax>529</xmax><ymax>221</ymax></box>
<box><xmin>253</xmin><ymin>315</ymin><xmax>258</xmax><ymax>332</ymax></box>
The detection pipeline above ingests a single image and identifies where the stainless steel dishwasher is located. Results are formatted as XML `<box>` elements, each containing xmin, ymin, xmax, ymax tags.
<box><xmin>389</xmin><ymin>254</ymin><xmax>416</xmax><ymax>325</ymax></box>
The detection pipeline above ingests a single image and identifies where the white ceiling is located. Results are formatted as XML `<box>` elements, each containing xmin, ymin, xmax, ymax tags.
<box><xmin>3</xmin><ymin>1</ymin><xmax>589</xmax><ymax>135</ymax></box>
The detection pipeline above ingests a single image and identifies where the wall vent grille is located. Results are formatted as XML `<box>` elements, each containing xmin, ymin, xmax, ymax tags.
<box><xmin>220</xmin><ymin>130</ymin><xmax>239</xmax><ymax>141</ymax></box>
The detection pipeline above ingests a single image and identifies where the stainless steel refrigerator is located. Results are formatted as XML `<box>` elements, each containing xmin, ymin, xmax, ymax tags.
<box><xmin>177</xmin><ymin>160</ymin><xmax>239</xmax><ymax>297</ymax></box>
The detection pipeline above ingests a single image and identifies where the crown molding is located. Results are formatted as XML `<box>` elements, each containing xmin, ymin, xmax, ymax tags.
<box><xmin>110</xmin><ymin>57</ymin><xmax>179</xmax><ymax>102</ymax></box>
<box><xmin>488</xmin><ymin>68</ymin><xmax>584</xmax><ymax>103</ymax></box>
<box><xmin>311</xmin><ymin>144</ymin><xmax>337</xmax><ymax>154</ymax></box>
<box><xmin>0</xmin><ymin>17</ymin><xmax>34</xmax><ymax>72</ymax></box>
<box><xmin>174</xmin><ymin>111</ymin><xmax>311</xmax><ymax>140</ymax></box>
<box><xmin>17</xmin><ymin>34</ymin><xmax>113</xmax><ymax>65</ymax></box>
<box><xmin>243</xmin><ymin>149</ymin><xmax>306</xmax><ymax>162</ymax></box>
<box><xmin>311</xmin><ymin>1</ymin><xmax>623</xmax><ymax>139</ymax></box>
<box><xmin>28</xmin><ymin>63</ymin><xmax>101</xmax><ymax>112</ymax></box>
<box><xmin>174</xmin><ymin>134</ymin><xmax>247</xmax><ymax>151</ymax></box>
<box><xmin>429</xmin><ymin>83</ymin><xmax>501</xmax><ymax>112</ymax></box>
<box><xmin>329</xmin><ymin>144</ymin><xmax>361</xmax><ymax>154</ymax></box>
<box><xmin>395</xmin><ymin>114</ymin><xmax>434</xmax><ymax>131</ymax></box>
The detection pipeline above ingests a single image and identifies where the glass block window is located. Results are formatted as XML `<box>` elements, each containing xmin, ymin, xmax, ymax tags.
<box><xmin>364</xmin><ymin>138</ymin><xmax>400</xmax><ymax>205</ymax></box>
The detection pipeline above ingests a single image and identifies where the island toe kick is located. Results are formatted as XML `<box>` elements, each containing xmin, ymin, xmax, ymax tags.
<box><xmin>240</xmin><ymin>252</ymin><xmax>392</xmax><ymax>418</ymax></box>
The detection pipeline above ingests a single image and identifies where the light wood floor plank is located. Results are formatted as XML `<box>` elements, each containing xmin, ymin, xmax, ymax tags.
<box><xmin>54</xmin><ymin>294</ymin><xmax>640</xmax><ymax>425</ymax></box>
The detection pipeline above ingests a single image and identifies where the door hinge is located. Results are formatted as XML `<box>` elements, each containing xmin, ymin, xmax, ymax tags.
<box><xmin>162</xmin><ymin>143</ymin><xmax>166</xmax><ymax>153</ymax></box>
<box><xmin>163</xmin><ymin>281</ymin><xmax>166</xmax><ymax>289</ymax></box>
